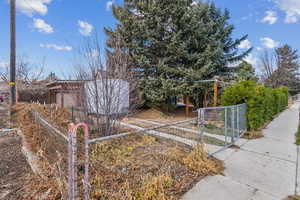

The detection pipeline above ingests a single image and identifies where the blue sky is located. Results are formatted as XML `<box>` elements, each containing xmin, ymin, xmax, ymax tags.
<box><xmin>0</xmin><ymin>0</ymin><xmax>299</xmax><ymax>77</ymax></box>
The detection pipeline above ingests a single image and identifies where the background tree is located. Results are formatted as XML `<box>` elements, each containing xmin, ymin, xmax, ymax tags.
<box><xmin>0</xmin><ymin>55</ymin><xmax>45</xmax><ymax>86</ymax></box>
<box><xmin>75</xmin><ymin>35</ymin><xmax>135</xmax><ymax>136</ymax></box>
<box><xmin>105</xmin><ymin>0</ymin><xmax>251</xmax><ymax>109</ymax></box>
<box><xmin>0</xmin><ymin>55</ymin><xmax>50</xmax><ymax>103</ymax></box>
<box><xmin>236</xmin><ymin>61</ymin><xmax>257</xmax><ymax>81</ymax></box>
<box><xmin>261</xmin><ymin>45</ymin><xmax>299</xmax><ymax>90</ymax></box>
<box><xmin>260</xmin><ymin>50</ymin><xmax>275</xmax><ymax>86</ymax></box>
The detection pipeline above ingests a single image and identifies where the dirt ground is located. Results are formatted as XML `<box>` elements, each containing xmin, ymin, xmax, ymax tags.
<box><xmin>130</xmin><ymin>107</ymin><xmax>197</xmax><ymax>122</ymax></box>
<box><xmin>5</xmin><ymin>103</ymin><xmax>223</xmax><ymax>200</ymax></box>
<box><xmin>88</xmin><ymin>134</ymin><xmax>223</xmax><ymax>199</ymax></box>
<box><xmin>0</xmin><ymin>133</ymin><xmax>30</xmax><ymax>200</ymax></box>
<box><xmin>0</xmin><ymin>104</ymin><xmax>10</xmax><ymax>128</ymax></box>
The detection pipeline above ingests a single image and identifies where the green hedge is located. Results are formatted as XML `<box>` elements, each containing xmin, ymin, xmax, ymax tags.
<box><xmin>221</xmin><ymin>81</ymin><xmax>288</xmax><ymax>131</ymax></box>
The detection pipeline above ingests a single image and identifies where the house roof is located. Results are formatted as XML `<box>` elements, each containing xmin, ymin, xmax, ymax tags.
<box><xmin>46</xmin><ymin>80</ymin><xmax>85</xmax><ymax>86</ymax></box>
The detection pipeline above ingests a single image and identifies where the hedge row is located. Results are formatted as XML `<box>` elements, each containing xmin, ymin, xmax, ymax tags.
<box><xmin>221</xmin><ymin>81</ymin><xmax>288</xmax><ymax>131</ymax></box>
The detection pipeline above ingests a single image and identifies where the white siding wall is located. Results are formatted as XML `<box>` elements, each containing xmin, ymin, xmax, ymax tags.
<box><xmin>85</xmin><ymin>79</ymin><xmax>129</xmax><ymax>115</ymax></box>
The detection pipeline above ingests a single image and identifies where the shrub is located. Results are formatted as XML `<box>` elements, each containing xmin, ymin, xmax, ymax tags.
<box><xmin>221</xmin><ymin>80</ymin><xmax>288</xmax><ymax>131</ymax></box>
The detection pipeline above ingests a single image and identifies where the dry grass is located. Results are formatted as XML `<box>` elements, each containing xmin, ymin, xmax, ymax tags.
<box><xmin>183</xmin><ymin>144</ymin><xmax>224</xmax><ymax>175</ymax></box>
<box><xmin>131</xmin><ymin>107</ymin><xmax>196</xmax><ymax>122</ymax></box>
<box><xmin>32</xmin><ymin>103</ymin><xmax>71</xmax><ymax>133</ymax></box>
<box><xmin>24</xmin><ymin>155</ymin><xmax>67</xmax><ymax>200</ymax></box>
<box><xmin>122</xmin><ymin>119</ymin><xmax>225</xmax><ymax>146</ymax></box>
<box><xmin>284</xmin><ymin>195</ymin><xmax>300</xmax><ymax>200</ymax></box>
<box><xmin>12</xmin><ymin>103</ymin><xmax>223</xmax><ymax>200</ymax></box>
<box><xmin>89</xmin><ymin>134</ymin><xmax>224</xmax><ymax>200</ymax></box>
<box><xmin>141</xmin><ymin>174</ymin><xmax>173</xmax><ymax>200</ymax></box>
<box><xmin>12</xmin><ymin>103</ymin><xmax>68</xmax><ymax>199</ymax></box>
<box><xmin>242</xmin><ymin>130</ymin><xmax>263</xmax><ymax>139</ymax></box>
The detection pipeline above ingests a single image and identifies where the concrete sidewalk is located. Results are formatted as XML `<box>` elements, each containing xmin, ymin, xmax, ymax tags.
<box><xmin>182</xmin><ymin>102</ymin><xmax>300</xmax><ymax>200</ymax></box>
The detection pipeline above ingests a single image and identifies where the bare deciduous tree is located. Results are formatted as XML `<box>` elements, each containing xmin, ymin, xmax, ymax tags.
<box><xmin>260</xmin><ymin>45</ymin><xmax>300</xmax><ymax>89</ymax></box>
<box><xmin>260</xmin><ymin>50</ymin><xmax>276</xmax><ymax>87</ymax></box>
<box><xmin>74</xmin><ymin>35</ymin><xmax>137</xmax><ymax>137</ymax></box>
<box><xmin>0</xmin><ymin>55</ymin><xmax>45</xmax><ymax>87</ymax></box>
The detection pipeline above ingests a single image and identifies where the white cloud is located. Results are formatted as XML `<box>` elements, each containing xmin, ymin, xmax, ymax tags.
<box><xmin>16</xmin><ymin>0</ymin><xmax>52</xmax><ymax>16</ymax></box>
<box><xmin>238</xmin><ymin>39</ymin><xmax>252</xmax><ymax>49</ymax></box>
<box><xmin>273</xmin><ymin>0</ymin><xmax>300</xmax><ymax>23</ymax></box>
<box><xmin>244</xmin><ymin>54</ymin><xmax>258</xmax><ymax>68</ymax></box>
<box><xmin>106</xmin><ymin>0</ymin><xmax>114</xmax><ymax>11</ymax></box>
<box><xmin>40</xmin><ymin>43</ymin><xmax>72</xmax><ymax>51</ymax></box>
<box><xmin>33</xmin><ymin>18</ymin><xmax>54</xmax><ymax>34</ymax></box>
<box><xmin>77</xmin><ymin>20</ymin><xmax>94</xmax><ymax>36</ymax></box>
<box><xmin>260</xmin><ymin>37</ymin><xmax>279</xmax><ymax>49</ymax></box>
<box><xmin>191</xmin><ymin>1</ymin><xmax>198</xmax><ymax>6</ymax></box>
<box><xmin>261</xmin><ymin>11</ymin><xmax>278</xmax><ymax>24</ymax></box>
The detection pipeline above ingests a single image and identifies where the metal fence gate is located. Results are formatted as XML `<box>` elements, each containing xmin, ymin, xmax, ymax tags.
<box><xmin>198</xmin><ymin>104</ymin><xmax>247</xmax><ymax>155</ymax></box>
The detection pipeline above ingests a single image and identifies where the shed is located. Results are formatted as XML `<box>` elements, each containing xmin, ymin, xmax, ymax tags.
<box><xmin>85</xmin><ymin>79</ymin><xmax>129</xmax><ymax>115</ymax></box>
<box><xmin>46</xmin><ymin>80</ymin><xmax>84</xmax><ymax>108</ymax></box>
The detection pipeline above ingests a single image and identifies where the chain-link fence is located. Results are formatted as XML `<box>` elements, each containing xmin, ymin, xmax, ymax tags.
<box><xmin>23</xmin><ymin>103</ymin><xmax>247</xmax><ymax>199</ymax></box>
<box><xmin>87</xmin><ymin>118</ymin><xmax>225</xmax><ymax>199</ymax></box>
<box><xmin>121</xmin><ymin>118</ymin><xmax>225</xmax><ymax>147</ymax></box>
<box><xmin>198</xmin><ymin>104</ymin><xmax>247</xmax><ymax>155</ymax></box>
<box><xmin>25</xmin><ymin>108</ymin><xmax>70</xmax><ymax>199</ymax></box>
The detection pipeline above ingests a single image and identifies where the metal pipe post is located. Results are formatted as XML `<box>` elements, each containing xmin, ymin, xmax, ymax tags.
<box><xmin>231</xmin><ymin>107</ymin><xmax>235</xmax><ymax>144</ymax></box>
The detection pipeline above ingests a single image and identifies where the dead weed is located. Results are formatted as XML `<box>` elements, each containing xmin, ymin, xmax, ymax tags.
<box><xmin>183</xmin><ymin>144</ymin><xmax>224</xmax><ymax>175</ymax></box>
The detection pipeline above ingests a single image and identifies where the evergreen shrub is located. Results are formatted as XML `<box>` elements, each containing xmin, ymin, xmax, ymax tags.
<box><xmin>221</xmin><ymin>81</ymin><xmax>288</xmax><ymax>130</ymax></box>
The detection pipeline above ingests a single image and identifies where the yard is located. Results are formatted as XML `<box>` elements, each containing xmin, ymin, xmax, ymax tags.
<box><xmin>10</xmin><ymin>103</ymin><xmax>224</xmax><ymax>200</ymax></box>
<box><xmin>88</xmin><ymin>134</ymin><xmax>223</xmax><ymax>199</ymax></box>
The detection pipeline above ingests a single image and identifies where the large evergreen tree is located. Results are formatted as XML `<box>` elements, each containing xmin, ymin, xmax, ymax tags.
<box><xmin>105</xmin><ymin>0</ymin><xmax>251</xmax><ymax>108</ymax></box>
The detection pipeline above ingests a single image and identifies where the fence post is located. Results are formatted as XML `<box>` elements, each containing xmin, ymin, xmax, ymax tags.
<box><xmin>81</xmin><ymin>123</ymin><xmax>90</xmax><ymax>200</ymax></box>
<box><xmin>68</xmin><ymin>123</ymin><xmax>90</xmax><ymax>200</ymax></box>
<box><xmin>237</xmin><ymin>105</ymin><xmax>240</xmax><ymax>139</ymax></box>
<box><xmin>68</xmin><ymin>123</ymin><xmax>76</xmax><ymax>200</ymax></box>
<box><xmin>224</xmin><ymin>107</ymin><xmax>228</xmax><ymax>146</ymax></box>
<box><xmin>68</xmin><ymin>123</ymin><xmax>78</xmax><ymax>200</ymax></box>
<box><xmin>198</xmin><ymin>109</ymin><xmax>205</xmax><ymax>142</ymax></box>
<box><xmin>231</xmin><ymin>106</ymin><xmax>235</xmax><ymax>144</ymax></box>
<box><xmin>71</xmin><ymin>106</ymin><xmax>74</xmax><ymax>122</ymax></box>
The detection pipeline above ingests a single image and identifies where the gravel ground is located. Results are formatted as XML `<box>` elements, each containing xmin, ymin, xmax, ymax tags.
<box><xmin>1</xmin><ymin>99</ymin><xmax>30</xmax><ymax>200</ymax></box>
<box><xmin>0</xmin><ymin>132</ymin><xmax>30</xmax><ymax>200</ymax></box>
<box><xmin>0</xmin><ymin>104</ymin><xmax>10</xmax><ymax>128</ymax></box>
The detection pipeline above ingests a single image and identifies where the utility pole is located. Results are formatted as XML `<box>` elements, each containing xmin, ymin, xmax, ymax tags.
<box><xmin>10</xmin><ymin>0</ymin><xmax>16</xmax><ymax>106</ymax></box>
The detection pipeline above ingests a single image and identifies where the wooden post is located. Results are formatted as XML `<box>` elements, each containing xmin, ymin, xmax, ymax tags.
<box><xmin>48</xmin><ymin>90</ymin><xmax>51</xmax><ymax>104</ymax></box>
<box><xmin>213</xmin><ymin>80</ymin><xmax>218</xmax><ymax>107</ymax></box>
<box><xmin>61</xmin><ymin>88</ymin><xmax>64</xmax><ymax>108</ymax></box>
<box><xmin>10</xmin><ymin>0</ymin><xmax>16</xmax><ymax>106</ymax></box>
<box><xmin>203</xmin><ymin>89</ymin><xmax>208</xmax><ymax>107</ymax></box>
<box><xmin>185</xmin><ymin>96</ymin><xmax>190</xmax><ymax>116</ymax></box>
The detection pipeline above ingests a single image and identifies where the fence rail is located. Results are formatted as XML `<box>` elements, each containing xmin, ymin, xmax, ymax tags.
<box><xmin>29</xmin><ymin>103</ymin><xmax>248</xmax><ymax>199</ymax></box>
<box><xmin>32</xmin><ymin>110</ymin><xmax>69</xmax><ymax>141</ymax></box>
<box><xmin>198</xmin><ymin>103</ymin><xmax>247</xmax><ymax>155</ymax></box>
